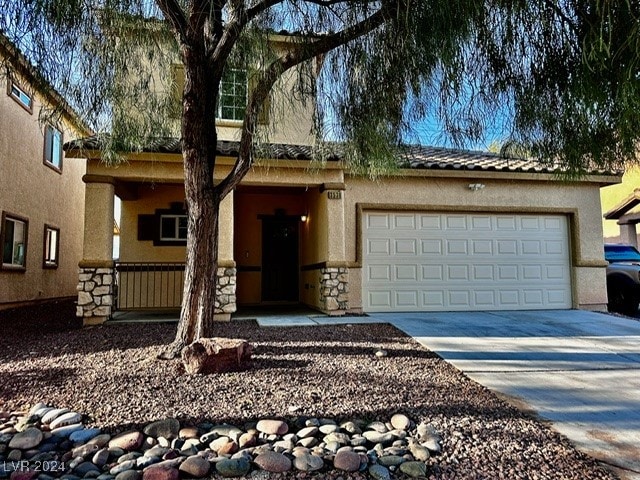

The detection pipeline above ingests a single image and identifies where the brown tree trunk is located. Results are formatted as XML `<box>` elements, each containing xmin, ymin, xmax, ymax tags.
<box><xmin>159</xmin><ymin>36</ymin><xmax>222</xmax><ymax>359</ymax></box>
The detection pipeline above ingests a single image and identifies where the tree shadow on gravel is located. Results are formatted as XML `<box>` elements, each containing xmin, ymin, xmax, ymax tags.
<box><xmin>0</xmin><ymin>320</ymin><xmax>410</xmax><ymax>360</ymax></box>
<box><xmin>257</xmin><ymin>344</ymin><xmax>441</xmax><ymax>360</ymax></box>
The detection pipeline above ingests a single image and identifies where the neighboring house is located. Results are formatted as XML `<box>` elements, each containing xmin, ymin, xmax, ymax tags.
<box><xmin>0</xmin><ymin>33</ymin><xmax>92</xmax><ymax>311</ymax></box>
<box><xmin>64</xmin><ymin>33</ymin><xmax>619</xmax><ymax>324</ymax></box>
<box><xmin>601</xmin><ymin>166</ymin><xmax>640</xmax><ymax>247</ymax></box>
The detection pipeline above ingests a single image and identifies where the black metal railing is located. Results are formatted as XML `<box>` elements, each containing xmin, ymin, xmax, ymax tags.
<box><xmin>114</xmin><ymin>262</ymin><xmax>185</xmax><ymax>310</ymax></box>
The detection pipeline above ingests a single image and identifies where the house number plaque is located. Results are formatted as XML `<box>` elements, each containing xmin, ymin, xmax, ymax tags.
<box><xmin>327</xmin><ymin>190</ymin><xmax>342</xmax><ymax>200</ymax></box>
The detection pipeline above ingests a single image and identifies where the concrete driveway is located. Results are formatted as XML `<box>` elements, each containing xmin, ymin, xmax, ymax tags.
<box><xmin>365</xmin><ymin>310</ymin><xmax>640</xmax><ymax>480</ymax></box>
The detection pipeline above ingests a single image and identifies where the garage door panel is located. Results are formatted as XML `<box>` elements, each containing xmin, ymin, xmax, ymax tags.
<box><xmin>367</xmin><ymin>239</ymin><xmax>390</xmax><ymax>255</ymax></box>
<box><xmin>423</xmin><ymin>290</ymin><xmax>445</xmax><ymax>307</ymax></box>
<box><xmin>363</xmin><ymin>212</ymin><xmax>572</xmax><ymax>312</ymax></box>
<box><xmin>422</xmin><ymin>265</ymin><xmax>443</xmax><ymax>280</ymax></box>
<box><xmin>421</xmin><ymin>239</ymin><xmax>442</xmax><ymax>254</ymax></box>
<box><xmin>395</xmin><ymin>265</ymin><xmax>417</xmax><ymax>280</ymax></box>
<box><xmin>396</xmin><ymin>291</ymin><xmax>418</xmax><ymax>307</ymax></box>
<box><xmin>471</xmin><ymin>215</ymin><xmax>492</xmax><ymax>230</ymax></box>
<box><xmin>446</xmin><ymin>239</ymin><xmax>468</xmax><ymax>255</ymax></box>
<box><xmin>367</xmin><ymin>213</ymin><xmax>390</xmax><ymax>229</ymax></box>
<box><xmin>395</xmin><ymin>239</ymin><xmax>417</xmax><ymax>254</ymax></box>
<box><xmin>394</xmin><ymin>214</ymin><xmax>416</xmax><ymax>229</ymax></box>
<box><xmin>420</xmin><ymin>215</ymin><xmax>441</xmax><ymax>229</ymax></box>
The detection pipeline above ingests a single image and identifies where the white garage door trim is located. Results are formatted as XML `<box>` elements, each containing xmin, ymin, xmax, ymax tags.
<box><xmin>362</xmin><ymin>212</ymin><xmax>572</xmax><ymax>312</ymax></box>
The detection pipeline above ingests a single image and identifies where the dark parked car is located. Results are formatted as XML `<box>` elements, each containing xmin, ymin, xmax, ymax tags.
<box><xmin>605</xmin><ymin>244</ymin><xmax>640</xmax><ymax>314</ymax></box>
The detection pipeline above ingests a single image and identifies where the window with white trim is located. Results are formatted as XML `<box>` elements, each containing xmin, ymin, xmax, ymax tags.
<box><xmin>218</xmin><ymin>69</ymin><xmax>247</xmax><ymax>121</ymax></box>
<box><xmin>160</xmin><ymin>214</ymin><xmax>187</xmax><ymax>242</ymax></box>
<box><xmin>1</xmin><ymin>212</ymin><xmax>28</xmax><ymax>270</ymax></box>
<box><xmin>43</xmin><ymin>225</ymin><xmax>59</xmax><ymax>268</ymax></box>
<box><xmin>44</xmin><ymin>125</ymin><xmax>63</xmax><ymax>171</ymax></box>
<box><xmin>8</xmin><ymin>80</ymin><xmax>33</xmax><ymax>113</ymax></box>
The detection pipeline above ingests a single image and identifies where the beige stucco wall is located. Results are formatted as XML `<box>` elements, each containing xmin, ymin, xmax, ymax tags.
<box><xmin>343</xmin><ymin>174</ymin><xmax>609</xmax><ymax>311</ymax></box>
<box><xmin>0</xmin><ymin>72</ymin><xmax>87</xmax><ymax>308</ymax></box>
<box><xmin>131</xmin><ymin>34</ymin><xmax>317</xmax><ymax>147</ymax></box>
<box><xmin>119</xmin><ymin>184</ymin><xmax>188</xmax><ymax>263</ymax></box>
<box><xmin>600</xmin><ymin>166</ymin><xmax>640</xmax><ymax>244</ymax></box>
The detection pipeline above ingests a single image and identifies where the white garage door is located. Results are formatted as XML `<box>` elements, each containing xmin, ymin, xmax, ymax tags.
<box><xmin>363</xmin><ymin>212</ymin><xmax>572</xmax><ymax>312</ymax></box>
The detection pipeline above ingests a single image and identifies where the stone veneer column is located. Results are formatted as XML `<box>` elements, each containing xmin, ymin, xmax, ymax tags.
<box><xmin>77</xmin><ymin>175</ymin><xmax>115</xmax><ymax>325</ymax></box>
<box><xmin>77</xmin><ymin>265</ymin><xmax>114</xmax><ymax>324</ymax></box>
<box><xmin>319</xmin><ymin>267</ymin><xmax>349</xmax><ymax>313</ymax></box>
<box><xmin>214</xmin><ymin>265</ymin><xmax>237</xmax><ymax>320</ymax></box>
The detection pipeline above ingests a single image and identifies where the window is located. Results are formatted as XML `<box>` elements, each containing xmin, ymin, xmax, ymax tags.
<box><xmin>171</xmin><ymin>66</ymin><xmax>262</xmax><ymax>122</ymax></box>
<box><xmin>44</xmin><ymin>125</ymin><xmax>63</xmax><ymax>171</ymax></box>
<box><xmin>160</xmin><ymin>214</ymin><xmax>187</xmax><ymax>241</ymax></box>
<box><xmin>43</xmin><ymin>225</ymin><xmax>59</xmax><ymax>268</ymax></box>
<box><xmin>1</xmin><ymin>212</ymin><xmax>28</xmax><ymax>270</ymax></box>
<box><xmin>7</xmin><ymin>79</ymin><xmax>33</xmax><ymax>113</ymax></box>
<box><xmin>218</xmin><ymin>69</ymin><xmax>247</xmax><ymax>121</ymax></box>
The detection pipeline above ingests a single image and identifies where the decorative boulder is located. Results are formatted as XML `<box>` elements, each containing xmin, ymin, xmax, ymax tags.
<box><xmin>181</xmin><ymin>338</ymin><xmax>253</xmax><ymax>374</ymax></box>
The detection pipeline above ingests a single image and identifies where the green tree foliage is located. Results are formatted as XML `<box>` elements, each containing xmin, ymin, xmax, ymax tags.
<box><xmin>2</xmin><ymin>0</ymin><xmax>639</xmax><ymax>354</ymax></box>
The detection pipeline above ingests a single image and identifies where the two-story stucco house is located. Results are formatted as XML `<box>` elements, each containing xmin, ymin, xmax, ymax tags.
<box><xmin>65</xmin><ymin>34</ymin><xmax>619</xmax><ymax>325</ymax></box>
<box><xmin>0</xmin><ymin>33</ymin><xmax>92</xmax><ymax>312</ymax></box>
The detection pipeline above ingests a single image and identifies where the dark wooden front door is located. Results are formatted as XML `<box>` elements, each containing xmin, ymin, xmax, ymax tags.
<box><xmin>261</xmin><ymin>217</ymin><xmax>299</xmax><ymax>301</ymax></box>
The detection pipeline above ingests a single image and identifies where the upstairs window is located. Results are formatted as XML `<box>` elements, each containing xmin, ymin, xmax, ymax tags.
<box><xmin>8</xmin><ymin>80</ymin><xmax>33</xmax><ymax>113</ymax></box>
<box><xmin>218</xmin><ymin>69</ymin><xmax>247</xmax><ymax>121</ymax></box>
<box><xmin>171</xmin><ymin>66</ymin><xmax>262</xmax><ymax>123</ymax></box>
<box><xmin>44</xmin><ymin>125</ymin><xmax>63</xmax><ymax>172</ymax></box>
<box><xmin>43</xmin><ymin>225</ymin><xmax>59</xmax><ymax>268</ymax></box>
<box><xmin>1</xmin><ymin>212</ymin><xmax>28</xmax><ymax>270</ymax></box>
<box><xmin>160</xmin><ymin>214</ymin><xmax>187</xmax><ymax>242</ymax></box>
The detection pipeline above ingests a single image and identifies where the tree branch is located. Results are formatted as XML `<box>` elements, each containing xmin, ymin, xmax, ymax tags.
<box><xmin>215</xmin><ymin>2</ymin><xmax>394</xmax><ymax>198</ymax></box>
<box><xmin>155</xmin><ymin>0</ymin><xmax>189</xmax><ymax>44</ymax></box>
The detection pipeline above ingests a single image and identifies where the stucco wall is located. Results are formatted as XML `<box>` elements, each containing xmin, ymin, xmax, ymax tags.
<box><xmin>119</xmin><ymin>184</ymin><xmax>188</xmax><ymax>263</ymax></box>
<box><xmin>0</xmin><ymin>73</ymin><xmax>87</xmax><ymax>308</ymax></box>
<box><xmin>600</xmin><ymin>166</ymin><xmax>640</xmax><ymax>244</ymax></box>
<box><xmin>343</xmin><ymin>174</ymin><xmax>608</xmax><ymax>311</ymax></box>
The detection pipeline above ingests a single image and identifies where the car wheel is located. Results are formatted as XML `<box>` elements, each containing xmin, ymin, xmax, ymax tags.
<box><xmin>608</xmin><ymin>286</ymin><xmax>639</xmax><ymax>315</ymax></box>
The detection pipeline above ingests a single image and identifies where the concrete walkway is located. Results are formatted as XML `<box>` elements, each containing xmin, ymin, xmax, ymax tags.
<box><xmin>257</xmin><ymin>310</ymin><xmax>640</xmax><ymax>479</ymax></box>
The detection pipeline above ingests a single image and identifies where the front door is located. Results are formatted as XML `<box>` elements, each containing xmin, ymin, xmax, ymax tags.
<box><xmin>261</xmin><ymin>217</ymin><xmax>299</xmax><ymax>301</ymax></box>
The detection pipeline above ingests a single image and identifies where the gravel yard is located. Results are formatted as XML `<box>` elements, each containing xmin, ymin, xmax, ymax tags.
<box><xmin>0</xmin><ymin>304</ymin><xmax>618</xmax><ymax>479</ymax></box>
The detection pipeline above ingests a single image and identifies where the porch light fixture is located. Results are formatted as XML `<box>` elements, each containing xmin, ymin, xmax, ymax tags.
<box><xmin>468</xmin><ymin>183</ymin><xmax>485</xmax><ymax>191</ymax></box>
<box><xmin>300</xmin><ymin>214</ymin><xmax>308</xmax><ymax>222</ymax></box>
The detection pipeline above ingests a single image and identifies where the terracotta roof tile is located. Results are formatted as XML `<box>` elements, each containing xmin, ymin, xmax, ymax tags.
<box><xmin>64</xmin><ymin>136</ymin><xmax>615</xmax><ymax>175</ymax></box>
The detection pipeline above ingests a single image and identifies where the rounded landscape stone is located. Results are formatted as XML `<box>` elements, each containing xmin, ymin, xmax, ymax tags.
<box><xmin>400</xmin><ymin>461</ymin><xmax>429</xmax><ymax>478</ymax></box>
<box><xmin>253</xmin><ymin>451</ymin><xmax>292</xmax><ymax>472</ymax></box>
<box><xmin>51</xmin><ymin>423</ymin><xmax>84</xmax><ymax>438</ymax></box>
<box><xmin>49</xmin><ymin>412</ymin><xmax>82</xmax><ymax>430</ymax></box>
<box><xmin>369</xmin><ymin>464</ymin><xmax>391</xmax><ymax>480</ymax></box>
<box><xmin>390</xmin><ymin>414</ymin><xmax>411</xmax><ymax>431</ymax></box>
<box><xmin>143</xmin><ymin>419</ymin><xmax>180</xmax><ymax>440</ymax></box>
<box><xmin>70</xmin><ymin>428</ymin><xmax>102</xmax><ymax>445</ymax></box>
<box><xmin>9</xmin><ymin>427</ymin><xmax>43</xmax><ymax>450</ymax></box>
<box><xmin>116</xmin><ymin>470</ymin><xmax>142</xmax><ymax>480</ymax></box>
<box><xmin>293</xmin><ymin>452</ymin><xmax>325</xmax><ymax>472</ymax></box>
<box><xmin>333</xmin><ymin>450</ymin><xmax>361</xmax><ymax>472</ymax></box>
<box><xmin>215</xmin><ymin>457</ymin><xmax>251</xmax><ymax>478</ymax></box>
<box><xmin>41</xmin><ymin>408</ymin><xmax>70</xmax><ymax>425</ymax></box>
<box><xmin>256</xmin><ymin>419</ymin><xmax>288</xmax><ymax>436</ymax></box>
<box><xmin>142</xmin><ymin>466</ymin><xmax>179</xmax><ymax>480</ymax></box>
<box><xmin>296</xmin><ymin>426</ymin><xmax>318</xmax><ymax>438</ymax></box>
<box><xmin>109</xmin><ymin>431</ymin><xmax>144</xmax><ymax>451</ymax></box>
<box><xmin>363</xmin><ymin>431</ymin><xmax>394</xmax><ymax>445</ymax></box>
<box><xmin>179</xmin><ymin>455</ymin><xmax>210</xmax><ymax>478</ymax></box>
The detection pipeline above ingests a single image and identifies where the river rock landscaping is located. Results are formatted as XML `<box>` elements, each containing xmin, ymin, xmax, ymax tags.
<box><xmin>0</xmin><ymin>406</ymin><xmax>440</xmax><ymax>479</ymax></box>
<box><xmin>0</xmin><ymin>318</ymin><xmax>619</xmax><ymax>479</ymax></box>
